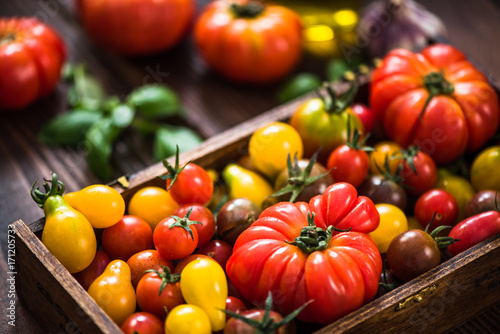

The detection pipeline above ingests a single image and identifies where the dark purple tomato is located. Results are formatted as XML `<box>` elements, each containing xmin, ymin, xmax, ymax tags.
<box><xmin>386</xmin><ymin>229</ymin><xmax>441</xmax><ymax>282</ymax></box>
<box><xmin>216</xmin><ymin>198</ymin><xmax>261</xmax><ymax>245</ymax></box>
<box><xmin>196</xmin><ymin>239</ymin><xmax>233</xmax><ymax>270</ymax></box>
<box><xmin>464</xmin><ymin>190</ymin><xmax>498</xmax><ymax>218</ymax></box>
<box><xmin>357</xmin><ymin>175</ymin><xmax>407</xmax><ymax>212</ymax></box>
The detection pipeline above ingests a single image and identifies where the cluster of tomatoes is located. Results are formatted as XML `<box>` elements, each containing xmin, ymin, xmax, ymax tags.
<box><xmin>31</xmin><ymin>42</ymin><xmax>500</xmax><ymax>333</ymax></box>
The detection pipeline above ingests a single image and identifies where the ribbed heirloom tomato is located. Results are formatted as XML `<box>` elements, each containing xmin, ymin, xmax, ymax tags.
<box><xmin>194</xmin><ymin>0</ymin><xmax>303</xmax><ymax>83</ymax></box>
<box><xmin>226</xmin><ymin>183</ymin><xmax>382</xmax><ymax>324</ymax></box>
<box><xmin>370</xmin><ymin>44</ymin><xmax>500</xmax><ymax>165</ymax></box>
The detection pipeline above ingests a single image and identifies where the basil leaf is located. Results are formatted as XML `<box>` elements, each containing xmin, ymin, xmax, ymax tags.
<box><xmin>85</xmin><ymin>118</ymin><xmax>122</xmax><ymax>181</ymax></box>
<box><xmin>276</xmin><ymin>73</ymin><xmax>322</xmax><ymax>103</ymax></box>
<box><xmin>111</xmin><ymin>104</ymin><xmax>135</xmax><ymax>128</ymax></box>
<box><xmin>38</xmin><ymin>110</ymin><xmax>102</xmax><ymax>146</ymax></box>
<box><xmin>327</xmin><ymin>60</ymin><xmax>351</xmax><ymax>82</ymax></box>
<box><xmin>153</xmin><ymin>126</ymin><xmax>203</xmax><ymax>161</ymax></box>
<box><xmin>67</xmin><ymin>64</ymin><xmax>105</xmax><ymax>110</ymax></box>
<box><xmin>127</xmin><ymin>84</ymin><xmax>181</xmax><ymax>119</ymax></box>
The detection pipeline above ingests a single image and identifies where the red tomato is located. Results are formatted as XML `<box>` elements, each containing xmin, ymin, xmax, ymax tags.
<box><xmin>196</xmin><ymin>239</ymin><xmax>233</xmax><ymax>270</ymax></box>
<box><xmin>351</xmin><ymin>103</ymin><xmax>375</xmax><ymax>133</ymax></box>
<box><xmin>153</xmin><ymin>214</ymin><xmax>199</xmax><ymax>260</ymax></box>
<box><xmin>225</xmin><ymin>296</ymin><xmax>247</xmax><ymax>320</ymax></box>
<box><xmin>101</xmin><ymin>215</ymin><xmax>153</xmax><ymax>261</ymax></box>
<box><xmin>414</xmin><ymin>189</ymin><xmax>459</xmax><ymax>230</ymax></box>
<box><xmin>127</xmin><ymin>249</ymin><xmax>174</xmax><ymax>288</ymax></box>
<box><xmin>194</xmin><ymin>0</ymin><xmax>303</xmax><ymax>84</ymax></box>
<box><xmin>0</xmin><ymin>17</ymin><xmax>66</xmax><ymax>110</ymax></box>
<box><xmin>136</xmin><ymin>268</ymin><xmax>184</xmax><ymax>319</ymax></box>
<box><xmin>174</xmin><ymin>204</ymin><xmax>216</xmax><ymax>248</ymax></box>
<box><xmin>399</xmin><ymin>146</ymin><xmax>438</xmax><ymax>196</ymax></box>
<box><xmin>227</xmin><ymin>200</ymin><xmax>382</xmax><ymax>324</ymax></box>
<box><xmin>72</xmin><ymin>250</ymin><xmax>111</xmax><ymax>290</ymax></box>
<box><xmin>448</xmin><ymin>211</ymin><xmax>500</xmax><ymax>256</ymax></box>
<box><xmin>77</xmin><ymin>0</ymin><xmax>195</xmax><ymax>56</ymax></box>
<box><xmin>327</xmin><ymin>143</ymin><xmax>370</xmax><ymax>188</ymax></box>
<box><xmin>370</xmin><ymin>44</ymin><xmax>499</xmax><ymax>165</ymax></box>
<box><xmin>166</xmin><ymin>162</ymin><xmax>213</xmax><ymax>206</ymax></box>
<box><xmin>173</xmin><ymin>254</ymin><xmax>213</xmax><ymax>274</ymax></box>
<box><xmin>121</xmin><ymin>312</ymin><xmax>164</xmax><ymax>334</ymax></box>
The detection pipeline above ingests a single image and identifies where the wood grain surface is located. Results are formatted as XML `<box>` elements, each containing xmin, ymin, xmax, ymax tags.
<box><xmin>2</xmin><ymin>0</ymin><xmax>500</xmax><ymax>332</ymax></box>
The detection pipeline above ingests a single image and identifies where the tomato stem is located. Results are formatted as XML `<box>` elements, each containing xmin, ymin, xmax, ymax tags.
<box><xmin>169</xmin><ymin>207</ymin><xmax>202</xmax><ymax>241</ymax></box>
<box><xmin>230</xmin><ymin>1</ymin><xmax>264</xmax><ymax>18</ymax></box>
<box><xmin>144</xmin><ymin>265</ymin><xmax>180</xmax><ymax>295</ymax></box>
<box><xmin>420</xmin><ymin>71</ymin><xmax>454</xmax><ymax>120</ymax></box>
<box><xmin>160</xmin><ymin>145</ymin><xmax>191</xmax><ymax>190</ymax></box>
<box><xmin>31</xmin><ymin>172</ymin><xmax>66</xmax><ymax>208</ymax></box>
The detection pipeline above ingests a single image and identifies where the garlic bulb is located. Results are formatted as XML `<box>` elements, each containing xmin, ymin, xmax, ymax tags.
<box><xmin>357</xmin><ymin>0</ymin><xmax>447</xmax><ymax>57</ymax></box>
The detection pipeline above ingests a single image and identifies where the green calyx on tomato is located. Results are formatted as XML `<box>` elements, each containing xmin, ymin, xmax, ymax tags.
<box><xmin>31</xmin><ymin>172</ymin><xmax>65</xmax><ymax>208</ymax></box>
<box><xmin>287</xmin><ymin>212</ymin><xmax>350</xmax><ymax>253</ymax></box>
<box><xmin>230</xmin><ymin>1</ymin><xmax>264</xmax><ymax>19</ymax></box>
<box><xmin>169</xmin><ymin>207</ymin><xmax>202</xmax><ymax>241</ymax></box>
<box><xmin>144</xmin><ymin>265</ymin><xmax>181</xmax><ymax>296</ymax></box>
<box><xmin>424</xmin><ymin>220</ymin><xmax>457</xmax><ymax>249</ymax></box>
<box><xmin>270</xmin><ymin>151</ymin><xmax>330</xmax><ymax>203</ymax></box>
<box><xmin>317</xmin><ymin>78</ymin><xmax>359</xmax><ymax>115</ymax></box>
<box><xmin>161</xmin><ymin>145</ymin><xmax>190</xmax><ymax>190</ymax></box>
<box><xmin>421</xmin><ymin>71</ymin><xmax>455</xmax><ymax>119</ymax></box>
<box><xmin>223</xmin><ymin>291</ymin><xmax>312</xmax><ymax>334</ymax></box>
<box><xmin>345</xmin><ymin>115</ymin><xmax>374</xmax><ymax>152</ymax></box>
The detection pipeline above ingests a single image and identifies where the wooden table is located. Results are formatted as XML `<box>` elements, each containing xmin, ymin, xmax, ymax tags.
<box><xmin>2</xmin><ymin>0</ymin><xmax>500</xmax><ymax>332</ymax></box>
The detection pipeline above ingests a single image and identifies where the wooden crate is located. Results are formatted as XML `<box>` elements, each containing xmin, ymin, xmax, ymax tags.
<box><xmin>12</xmin><ymin>79</ymin><xmax>500</xmax><ymax>333</ymax></box>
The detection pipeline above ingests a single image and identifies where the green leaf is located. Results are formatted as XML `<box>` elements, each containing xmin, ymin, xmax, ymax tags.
<box><xmin>84</xmin><ymin>118</ymin><xmax>122</xmax><ymax>181</ymax></box>
<box><xmin>127</xmin><ymin>84</ymin><xmax>181</xmax><ymax>119</ymax></box>
<box><xmin>276</xmin><ymin>73</ymin><xmax>322</xmax><ymax>104</ymax></box>
<box><xmin>153</xmin><ymin>126</ymin><xmax>203</xmax><ymax>162</ymax></box>
<box><xmin>67</xmin><ymin>65</ymin><xmax>105</xmax><ymax>110</ymax></box>
<box><xmin>111</xmin><ymin>104</ymin><xmax>135</xmax><ymax>128</ymax></box>
<box><xmin>38</xmin><ymin>109</ymin><xmax>102</xmax><ymax>146</ymax></box>
<box><xmin>326</xmin><ymin>60</ymin><xmax>351</xmax><ymax>82</ymax></box>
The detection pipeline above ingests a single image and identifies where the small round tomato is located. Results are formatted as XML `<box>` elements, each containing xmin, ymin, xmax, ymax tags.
<box><xmin>216</xmin><ymin>198</ymin><xmax>261</xmax><ymax>245</ymax></box>
<box><xmin>165</xmin><ymin>304</ymin><xmax>211</xmax><ymax>334</ymax></box>
<box><xmin>470</xmin><ymin>145</ymin><xmax>500</xmax><ymax>192</ymax></box>
<box><xmin>73</xmin><ymin>250</ymin><xmax>111</xmax><ymax>290</ymax></box>
<box><xmin>153</xmin><ymin>213</ymin><xmax>200</xmax><ymax>260</ymax></box>
<box><xmin>164</xmin><ymin>159</ymin><xmax>213</xmax><ymax>206</ymax></box>
<box><xmin>436</xmin><ymin>169</ymin><xmax>475</xmax><ymax>221</ymax></box>
<box><xmin>102</xmin><ymin>215</ymin><xmax>153</xmax><ymax>261</ymax></box>
<box><xmin>369</xmin><ymin>203</ymin><xmax>408</xmax><ymax>254</ymax></box>
<box><xmin>194</xmin><ymin>0</ymin><xmax>303</xmax><ymax>84</ymax></box>
<box><xmin>369</xmin><ymin>141</ymin><xmax>403</xmax><ymax>175</ymax></box>
<box><xmin>136</xmin><ymin>267</ymin><xmax>184</xmax><ymax>319</ymax></box>
<box><xmin>399</xmin><ymin>146</ymin><xmax>438</xmax><ymax>196</ymax></box>
<box><xmin>414</xmin><ymin>189</ymin><xmax>459</xmax><ymax>230</ymax></box>
<box><xmin>225</xmin><ymin>296</ymin><xmax>247</xmax><ymax>320</ymax></box>
<box><xmin>224</xmin><ymin>308</ymin><xmax>296</xmax><ymax>334</ymax></box>
<box><xmin>358</xmin><ymin>175</ymin><xmax>407</xmax><ymax>212</ymax></box>
<box><xmin>128</xmin><ymin>186</ymin><xmax>179</xmax><ymax>229</ymax></box>
<box><xmin>0</xmin><ymin>17</ymin><xmax>66</xmax><ymax>110</ymax></box>
<box><xmin>249</xmin><ymin>122</ymin><xmax>303</xmax><ymax>180</ymax></box>
<box><xmin>196</xmin><ymin>239</ymin><xmax>233</xmax><ymax>270</ymax></box>
<box><xmin>386</xmin><ymin>229</ymin><xmax>442</xmax><ymax>282</ymax></box>
<box><xmin>351</xmin><ymin>103</ymin><xmax>375</xmax><ymax>133</ymax></box>
<box><xmin>121</xmin><ymin>312</ymin><xmax>164</xmax><ymax>334</ymax></box>
<box><xmin>465</xmin><ymin>190</ymin><xmax>499</xmax><ymax>218</ymax></box>
<box><xmin>127</xmin><ymin>249</ymin><xmax>174</xmax><ymax>288</ymax></box>
<box><xmin>173</xmin><ymin>254</ymin><xmax>213</xmax><ymax>274</ymax></box>
<box><xmin>174</xmin><ymin>204</ymin><xmax>216</xmax><ymax>248</ymax></box>
<box><xmin>327</xmin><ymin>137</ymin><xmax>370</xmax><ymax>188</ymax></box>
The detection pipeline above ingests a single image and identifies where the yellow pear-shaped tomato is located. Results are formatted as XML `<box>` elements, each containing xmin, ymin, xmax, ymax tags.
<box><xmin>31</xmin><ymin>173</ymin><xmax>97</xmax><ymax>274</ymax></box>
<box><xmin>88</xmin><ymin>260</ymin><xmax>136</xmax><ymax>326</ymax></box>
<box><xmin>180</xmin><ymin>258</ymin><xmax>227</xmax><ymax>331</ymax></box>
<box><xmin>64</xmin><ymin>184</ymin><xmax>125</xmax><ymax>229</ymax></box>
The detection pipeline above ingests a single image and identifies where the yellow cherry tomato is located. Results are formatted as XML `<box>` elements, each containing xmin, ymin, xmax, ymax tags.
<box><xmin>369</xmin><ymin>141</ymin><xmax>403</xmax><ymax>175</ymax></box>
<box><xmin>369</xmin><ymin>203</ymin><xmax>408</xmax><ymax>253</ymax></box>
<box><xmin>180</xmin><ymin>257</ymin><xmax>227</xmax><ymax>332</ymax></box>
<box><xmin>31</xmin><ymin>173</ymin><xmax>97</xmax><ymax>274</ymax></box>
<box><xmin>64</xmin><ymin>184</ymin><xmax>125</xmax><ymax>229</ymax></box>
<box><xmin>128</xmin><ymin>186</ymin><xmax>179</xmax><ymax>229</ymax></box>
<box><xmin>249</xmin><ymin>121</ymin><xmax>303</xmax><ymax>180</ymax></box>
<box><xmin>165</xmin><ymin>304</ymin><xmax>211</xmax><ymax>334</ymax></box>
<box><xmin>88</xmin><ymin>260</ymin><xmax>136</xmax><ymax>326</ymax></box>
<box><xmin>435</xmin><ymin>169</ymin><xmax>475</xmax><ymax>221</ymax></box>
<box><xmin>470</xmin><ymin>145</ymin><xmax>500</xmax><ymax>192</ymax></box>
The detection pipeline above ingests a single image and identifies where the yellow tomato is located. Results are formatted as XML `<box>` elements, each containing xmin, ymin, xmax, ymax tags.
<box><xmin>165</xmin><ymin>304</ymin><xmax>212</xmax><ymax>334</ymax></box>
<box><xmin>249</xmin><ymin>121</ymin><xmax>303</xmax><ymax>180</ymax></box>
<box><xmin>369</xmin><ymin>203</ymin><xmax>408</xmax><ymax>253</ymax></box>
<box><xmin>436</xmin><ymin>169</ymin><xmax>475</xmax><ymax>221</ymax></box>
<box><xmin>369</xmin><ymin>141</ymin><xmax>403</xmax><ymax>175</ymax></box>
<box><xmin>128</xmin><ymin>186</ymin><xmax>179</xmax><ymax>229</ymax></box>
<box><xmin>470</xmin><ymin>145</ymin><xmax>500</xmax><ymax>192</ymax></box>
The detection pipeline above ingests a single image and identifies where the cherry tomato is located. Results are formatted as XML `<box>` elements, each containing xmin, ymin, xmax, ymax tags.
<box><xmin>121</xmin><ymin>312</ymin><xmax>164</xmax><ymax>334</ymax></box>
<box><xmin>351</xmin><ymin>103</ymin><xmax>375</xmax><ymax>133</ymax></box>
<box><xmin>414</xmin><ymin>189</ymin><xmax>459</xmax><ymax>230</ymax></box>
<box><xmin>465</xmin><ymin>190</ymin><xmax>499</xmax><ymax>218</ymax></box>
<box><xmin>327</xmin><ymin>138</ymin><xmax>370</xmax><ymax>188</ymax></box>
<box><xmin>101</xmin><ymin>215</ymin><xmax>153</xmax><ymax>261</ymax></box>
<box><xmin>73</xmin><ymin>250</ymin><xmax>111</xmax><ymax>290</ymax></box>
<box><xmin>216</xmin><ymin>198</ymin><xmax>261</xmax><ymax>245</ymax></box>
<box><xmin>0</xmin><ymin>18</ymin><xmax>66</xmax><ymax>110</ymax></box>
<box><xmin>196</xmin><ymin>239</ymin><xmax>233</xmax><ymax>271</ymax></box>
<box><xmin>164</xmin><ymin>160</ymin><xmax>213</xmax><ymax>206</ymax></box>
<box><xmin>358</xmin><ymin>175</ymin><xmax>407</xmax><ymax>212</ymax></box>
<box><xmin>223</xmin><ymin>308</ymin><xmax>296</xmax><ymax>334</ymax></box>
<box><xmin>369</xmin><ymin>203</ymin><xmax>408</xmax><ymax>253</ymax></box>
<box><xmin>194</xmin><ymin>0</ymin><xmax>303</xmax><ymax>84</ymax></box>
<box><xmin>369</xmin><ymin>141</ymin><xmax>403</xmax><ymax>175</ymax></box>
<box><xmin>249</xmin><ymin>121</ymin><xmax>303</xmax><ymax>180</ymax></box>
<box><xmin>225</xmin><ymin>296</ymin><xmax>247</xmax><ymax>320</ymax></box>
<box><xmin>436</xmin><ymin>169</ymin><xmax>475</xmax><ymax>221</ymax></box>
<box><xmin>173</xmin><ymin>254</ymin><xmax>213</xmax><ymax>274</ymax></box>
<box><xmin>153</xmin><ymin>212</ymin><xmax>200</xmax><ymax>260</ymax></box>
<box><xmin>77</xmin><ymin>0</ymin><xmax>195</xmax><ymax>56</ymax></box>
<box><xmin>127</xmin><ymin>249</ymin><xmax>174</xmax><ymax>288</ymax></box>
<box><xmin>399</xmin><ymin>146</ymin><xmax>438</xmax><ymax>196</ymax></box>
<box><xmin>174</xmin><ymin>204</ymin><xmax>216</xmax><ymax>248</ymax></box>
<box><xmin>128</xmin><ymin>186</ymin><xmax>179</xmax><ymax>229</ymax></box>
<box><xmin>165</xmin><ymin>304</ymin><xmax>211</xmax><ymax>334</ymax></box>
<box><xmin>470</xmin><ymin>145</ymin><xmax>500</xmax><ymax>192</ymax></box>
<box><xmin>136</xmin><ymin>268</ymin><xmax>184</xmax><ymax>319</ymax></box>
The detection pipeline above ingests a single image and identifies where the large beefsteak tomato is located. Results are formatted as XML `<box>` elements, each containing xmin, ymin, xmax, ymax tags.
<box><xmin>193</xmin><ymin>0</ymin><xmax>303</xmax><ymax>84</ymax></box>
<box><xmin>226</xmin><ymin>183</ymin><xmax>381</xmax><ymax>324</ymax></box>
<box><xmin>370</xmin><ymin>44</ymin><xmax>499</xmax><ymax>165</ymax></box>
<box><xmin>0</xmin><ymin>18</ymin><xmax>66</xmax><ymax>110</ymax></box>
